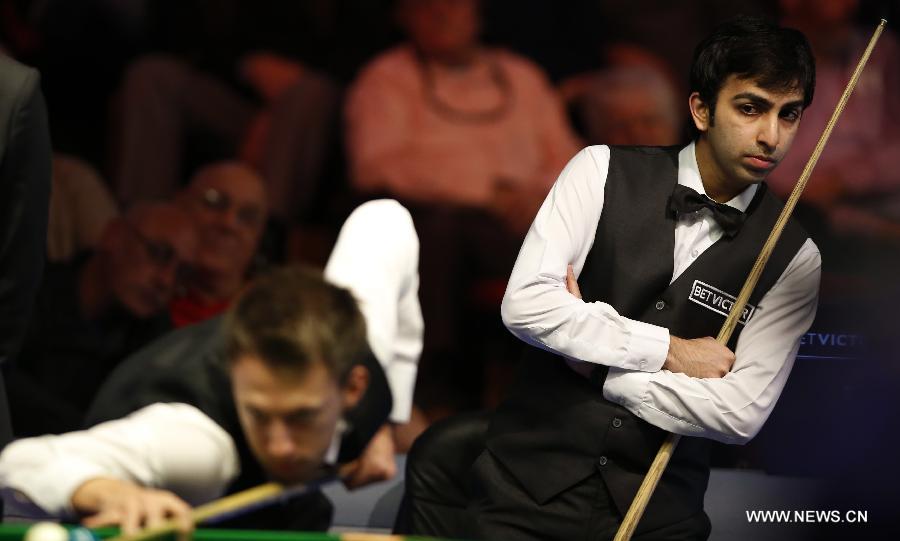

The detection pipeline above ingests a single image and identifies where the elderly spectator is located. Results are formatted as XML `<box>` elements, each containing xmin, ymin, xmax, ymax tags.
<box><xmin>7</xmin><ymin>202</ymin><xmax>197</xmax><ymax>436</ymax></box>
<box><xmin>170</xmin><ymin>161</ymin><xmax>268</xmax><ymax>327</ymax></box>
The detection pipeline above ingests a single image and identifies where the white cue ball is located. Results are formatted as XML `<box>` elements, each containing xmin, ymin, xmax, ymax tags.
<box><xmin>23</xmin><ymin>522</ymin><xmax>69</xmax><ymax>541</ymax></box>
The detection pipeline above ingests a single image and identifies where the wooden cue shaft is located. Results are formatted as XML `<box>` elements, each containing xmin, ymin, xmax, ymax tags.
<box><xmin>106</xmin><ymin>483</ymin><xmax>286</xmax><ymax>541</ymax></box>
<box><xmin>106</xmin><ymin>462</ymin><xmax>356</xmax><ymax>541</ymax></box>
<box><xmin>612</xmin><ymin>19</ymin><xmax>887</xmax><ymax>541</ymax></box>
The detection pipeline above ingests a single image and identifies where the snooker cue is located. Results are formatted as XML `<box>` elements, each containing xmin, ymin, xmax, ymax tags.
<box><xmin>105</xmin><ymin>482</ymin><xmax>293</xmax><ymax>541</ymax></box>
<box><xmin>106</xmin><ymin>465</ymin><xmax>361</xmax><ymax>541</ymax></box>
<box><xmin>612</xmin><ymin>18</ymin><xmax>888</xmax><ymax>541</ymax></box>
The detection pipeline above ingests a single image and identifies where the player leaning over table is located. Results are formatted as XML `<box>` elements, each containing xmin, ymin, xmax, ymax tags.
<box><xmin>471</xmin><ymin>16</ymin><xmax>822</xmax><ymax>541</ymax></box>
<box><xmin>0</xmin><ymin>200</ymin><xmax>423</xmax><ymax>534</ymax></box>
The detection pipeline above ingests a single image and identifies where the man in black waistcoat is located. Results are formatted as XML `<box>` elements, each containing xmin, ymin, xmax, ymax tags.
<box><xmin>471</xmin><ymin>16</ymin><xmax>821</xmax><ymax>540</ymax></box>
<box><xmin>0</xmin><ymin>267</ymin><xmax>393</xmax><ymax>534</ymax></box>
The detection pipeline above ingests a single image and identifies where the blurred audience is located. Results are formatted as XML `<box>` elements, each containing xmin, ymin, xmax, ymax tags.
<box><xmin>588</xmin><ymin>0</ymin><xmax>770</xmax><ymax>98</ymax></box>
<box><xmin>771</xmin><ymin>0</ymin><xmax>900</xmax><ymax>242</ymax></box>
<box><xmin>562</xmin><ymin>60</ymin><xmax>682</xmax><ymax>146</ymax></box>
<box><xmin>110</xmin><ymin>2</ymin><xmax>343</xmax><ymax>223</ymax></box>
<box><xmin>47</xmin><ymin>154</ymin><xmax>119</xmax><ymax>262</ymax></box>
<box><xmin>10</xmin><ymin>0</ymin><xmax>900</xmax><ymax>440</ymax></box>
<box><xmin>345</xmin><ymin>0</ymin><xmax>580</xmax><ymax>391</ymax></box>
<box><xmin>8</xmin><ymin>202</ymin><xmax>197</xmax><ymax>436</ymax></box>
<box><xmin>170</xmin><ymin>161</ymin><xmax>268</xmax><ymax>327</ymax></box>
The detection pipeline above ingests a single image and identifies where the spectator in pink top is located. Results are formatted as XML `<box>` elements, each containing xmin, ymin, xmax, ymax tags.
<box><xmin>345</xmin><ymin>0</ymin><xmax>580</xmax><ymax>233</ymax></box>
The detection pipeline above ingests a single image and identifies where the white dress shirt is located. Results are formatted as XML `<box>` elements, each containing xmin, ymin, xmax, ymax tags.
<box><xmin>501</xmin><ymin>143</ymin><xmax>821</xmax><ymax>444</ymax></box>
<box><xmin>325</xmin><ymin>199</ymin><xmax>424</xmax><ymax>423</ymax></box>
<box><xmin>0</xmin><ymin>199</ymin><xmax>423</xmax><ymax>517</ymax></box>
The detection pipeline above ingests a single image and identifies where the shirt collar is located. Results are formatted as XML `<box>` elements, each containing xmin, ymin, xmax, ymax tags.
<box><xmin>678</xmin><ymin>142</ymin><xmax>757</xmax><ymax>212</ymax></box>
<box><xmin>324</xmin><ymin>418</ymin><xmax>348</xmax><ymax>465</ymax></box>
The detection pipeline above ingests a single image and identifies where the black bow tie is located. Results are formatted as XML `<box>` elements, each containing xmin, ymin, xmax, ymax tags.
<box><xmin>668</xmin><ymin>184</ymin><xmax>746</xmax><ymax>238</ymax></box>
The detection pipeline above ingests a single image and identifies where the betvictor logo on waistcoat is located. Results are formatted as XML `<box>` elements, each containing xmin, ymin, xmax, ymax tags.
<box><xmin>689</xmin><ymin>280</ymin><xmax>756</xmax><ymax>325</ymax></box>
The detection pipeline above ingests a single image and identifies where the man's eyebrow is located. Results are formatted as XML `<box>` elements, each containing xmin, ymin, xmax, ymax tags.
<box><xmin>732</xmin><ymin>92</ymin><xmax>805</xmax><ymax>110</ymax></box>
<box><xmin>731</xmin><ymin>92</ymin><xmax>773</xmax><ymax>105</ymax></box>
<box><xmin>244</xmin><ymin>403</ymin><xmax>319</xmax><ymax>416</ymax></box>
<box><xmin>286</xmin><ymin>404</ymin><xmax>321</xmax><ymax>415</ymax></box>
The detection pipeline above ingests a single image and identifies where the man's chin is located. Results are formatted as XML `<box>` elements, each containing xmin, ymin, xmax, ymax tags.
<box><xmin>738</xmin><ymin>165</ymin><xmax>771</xmax><ymax>185</ymax></box>
<box><xmin>266</xmin><ymin>464</ymin><xmax>324</xmax><ymax>486</ymax></box>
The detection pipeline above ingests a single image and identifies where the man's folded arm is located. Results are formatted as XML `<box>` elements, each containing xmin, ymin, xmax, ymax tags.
<box><xmin>603</xmin><ymin>240</ymin><xmax>821</xmax><ymax>444</ymax></box>
<box><xmin>501</xmin><ymin>145</ymin><xmax>669</xmax><ymax>373</ymax></box>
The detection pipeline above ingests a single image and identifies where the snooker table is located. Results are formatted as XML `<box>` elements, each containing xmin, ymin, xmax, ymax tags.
<box><xmin>0</xmin><ymin>524</ymin><xmax>453</xmax><ymax>541</ymax></box>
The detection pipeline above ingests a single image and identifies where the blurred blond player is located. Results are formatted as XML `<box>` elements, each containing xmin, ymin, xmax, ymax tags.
<box><xmin>0</xmin><ymin>200</ymin><xmax>423</xmax><ymax>534</ymax></box>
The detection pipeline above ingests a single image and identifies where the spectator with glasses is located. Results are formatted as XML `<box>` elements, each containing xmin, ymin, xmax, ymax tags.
<box><xmin>170</xmin><ymin>161</ymin><xmax>268</xmax><ymax>328</ymax></box>
<box><xmin>6</xmin><ymin>202</ymin><xmax>198</xmax><ymax>437</ymax></box>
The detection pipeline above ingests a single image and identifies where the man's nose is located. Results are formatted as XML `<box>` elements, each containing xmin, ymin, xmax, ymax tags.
<box><xmin>756</xmin><ymin>113</ymin><xmax>780</xmax><ymax>151</ymax></box>
<box><xmin>266</xmin><ymin>421</ymin><xmax>297</xmax><ymax>459</ymax></box>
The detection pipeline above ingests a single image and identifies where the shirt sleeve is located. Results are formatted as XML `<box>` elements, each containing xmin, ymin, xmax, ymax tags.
<box><xmin>501</xmin><ymin>145</ymin><xmax>670</xmax><ymax>372</ymax></box>
<box><xmin>324</xmin><ymin>200</ymin><xmax>423</xmax><ymax>423</ymax></box>
<box><xmin>602</xmin><ymin>239</ymin><xmax>822</xmax><ymax>444</ymax></box>
<box><xmin>0</xmin><ymin>403</ymin><xmax>240</xmax><ymax>518</ymax></box>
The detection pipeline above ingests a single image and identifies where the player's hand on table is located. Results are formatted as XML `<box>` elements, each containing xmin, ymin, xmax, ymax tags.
<box><xmin>341</xmin><ymin>424</ymin><xmax>397</xmax><ymax>490</ymax></box>
<box><xmin>664</xmin><ymin>336</ymin><xmax>735</xmax><ymax>378</ymax></box>
<box><xmin>71</xmin><ymin>478</ymin><xmax>193</xmax><ymax>536</ymax></box>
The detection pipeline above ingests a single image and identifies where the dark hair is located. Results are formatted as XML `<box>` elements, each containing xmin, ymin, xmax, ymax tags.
<box><xmin>690</xmin><ymin>15</ymin><xmax>815</xmax><ymax>133</ymax></box>
<box><xmin>223</xmin><ymin>266</ymin><xmax>370</xmax><ymax>382</ymax></box>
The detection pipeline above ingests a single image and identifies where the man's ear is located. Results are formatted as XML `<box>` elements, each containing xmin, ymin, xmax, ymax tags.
<box><xmin>341</xmin><ymin>365</ymin><xmax>370</xmax><ymax>410</ymax></box>
<box><xmin>689</xmin><ymin>92</ymin><xmax>711</xmax><ymax>133</ymax></box>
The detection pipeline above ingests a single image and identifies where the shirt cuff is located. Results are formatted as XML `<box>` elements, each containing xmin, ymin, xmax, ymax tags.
<box><xmin>387</xmin><ymin>362</ymin><xmax>417</xmax><ymax>423</ymax></box>
<box><xmin>622</xmin><ymin>317</ymin><xmax>669</xmax><ymax>372</ymax></box>
<box><xmin>602</xmin><ymin>367</ymin><xmax>652</xmax><ymax>412</ymax></box>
